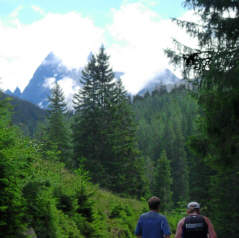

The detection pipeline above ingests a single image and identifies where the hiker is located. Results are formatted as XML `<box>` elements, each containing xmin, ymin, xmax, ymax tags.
<box><xmin>135</xmin><ymin>196</ymin><xmax>171</xmax><ymax>238</ymax></box>
<box><xmin>175</xmin><ymin>201</ymin><xmax>217</xmax><ymax>238</ymax></box>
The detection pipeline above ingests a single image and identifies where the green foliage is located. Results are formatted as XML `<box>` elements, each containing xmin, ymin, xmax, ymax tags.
<box><xmin>0</xmin><ymin>92</ymin><xmax>46</xmax><ymax>136</ymax></box>
<box><xmin>166</xmin><ymin>203</ymin><xmax>187</xmax><ymax>234</ymax></box>
<box><xmin>133</xmin><ymin>86</ymin><xmax>198</xmax><ymax>204</ymax></box>
<box><xmin>152</xmin><ymin>151</ymin><xmax>173</xmax><ymax>211</ymax></box>
<box><xmin>39</xmin><ymin>82</ymin><xmax>73</xmax><ymax>167</ymax></box>
<box><xmin>73</xmin><ymin>46</ymin><xmax>148</xmax><ymax>197</ymax></box>
<box><xmin>0</xmin><ymin>90</ymin><xmax>195</xmax><ymax>238</ymax></box>
<box><xmin>0</xmin><ymin>95</ymin><xmax>34</xmax><ymax>237</ymax></box>
<box><xmin>22</xmin><ymin>159</ymin><xmax>106</xmax><ymax>238</ymax></box>
<box><xmin>0</xmin><ymin>94</ymin><xmax>150</xmax><ymax>237</ymax></box>
<box><xmin>167</xmin><ymin>1</ymin><xmax>239</xmax><ymax>237</ymax></box>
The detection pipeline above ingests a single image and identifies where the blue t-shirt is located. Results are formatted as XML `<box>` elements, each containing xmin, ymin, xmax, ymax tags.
<box><xmin>135</xmin><ymin>211</ymin><xmax>171</xmax><ymax>238</ymax></box>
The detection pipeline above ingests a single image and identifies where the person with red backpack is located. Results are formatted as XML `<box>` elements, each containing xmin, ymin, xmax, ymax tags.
<box><xmin>175</xmin><ymin>202</ymin><xmax>217</xmax><ymax>238</ymax></box>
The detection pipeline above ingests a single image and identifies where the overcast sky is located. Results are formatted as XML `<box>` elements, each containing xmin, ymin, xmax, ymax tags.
<box><xmin>0</xmin><ymin>0</ymin><xmax>198</xmax><ymax>94</ymax></box>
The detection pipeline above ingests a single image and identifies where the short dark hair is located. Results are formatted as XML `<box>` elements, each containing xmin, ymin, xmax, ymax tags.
<box><xmin>148</xmin><ymin>196</ymin><xmax>161</xmax><ymax>210</ymax></box>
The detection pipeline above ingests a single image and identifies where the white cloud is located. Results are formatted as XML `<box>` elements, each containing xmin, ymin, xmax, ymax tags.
<box><xmin>58</xmin><ymin>77</ymin><xmax>80</xmax><ymax>109</ymax></box>
<box><xmin>31</xmin><ymin>6</ymin><xmax>45</xmax><ymax>16</ymax></box>
<box><xmin>10</xmin><ymin>6</ymin><xmax>23</xmax><ymax>18</ymax></box>
<box><xmin>42</xmin><ymin>76</ymin><xmax>80</xmax><ymax>109</ymax></box>
<box><xmin>122</xmin><ymin>0</ymin><xmax>158</xmax><ymax>7</ymax></box>
<box><xmin>43</xmin><ymin>77</ymin><xmax>56</xmax><ymax>89</ymax></box>
<box><xmin>0</xmin><ymin>12</ymin><xmax>104</xmax><ymax>91</ymax></box>
<box><xmin>108</xmin><ymin>3</ymin><xmax>198</xmax><ymax>94</ymax></box>
<box><xmin>0</xmin><ymin>1</ymin><xmax>199</xmax><ymax>96</ymax></box>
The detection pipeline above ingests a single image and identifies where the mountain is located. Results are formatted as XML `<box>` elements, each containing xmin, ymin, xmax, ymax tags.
<box><xmin>20</xmin><ymin>52</ymin><xmax>81</xmax><ymax>109</ymax></box>
<box><xmin>137</xmin><ymin>69</ymin><xmax>183</xmax><ymax>96</ymax></box>
<box><xmin>5</xmin><ymin>89</ymin><xmax>14</xmax><ymax>96</ymax></box>
<box><xmin>5</xmin><ymin>53</ymin><xmax>181</xmax><ymax>108</ymax></box>
<box><xmin>5</xmin><ymin>87</ymin><xmax>22</xmax><ymax>97</ymax></box>
<box><xmin>6</xmin><ymin>52</ymin><xmax>124</xmax><ymax>109</ymax></box>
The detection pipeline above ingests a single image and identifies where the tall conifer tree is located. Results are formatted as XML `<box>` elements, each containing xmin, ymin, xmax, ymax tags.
<box><xmin>42</xmin><ymin>82</ymin><xmax>72</xmax><ymax>167</ymax></box>
<box><xmin>152</xmin><ymin>150</ymin><xmax>173</xmax><ymax>211</ymax></box>
<box><xmin>166</xmin><ymin>1</ymin><xmax>239</xmax><ymax>236</ymax></box>
<box><xmin>73</xmin><ymin>47</ymin><xmax>148</xmax><ymax>197</ymax></box>
<box><xmin>0</xmin><ymin>94</ymin><xmax>30</xmax><ymax>237</ymax></box>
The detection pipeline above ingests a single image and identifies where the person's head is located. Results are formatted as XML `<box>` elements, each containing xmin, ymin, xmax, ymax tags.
<box><xmin>148</xmin><ymin>196</ymin><xmax>161</xmax><ymax>211</ymax></box>
<box><xmin>187</xmin><ymin>201</ymin><xmax>200</xmax><ymax>214</ymax></box>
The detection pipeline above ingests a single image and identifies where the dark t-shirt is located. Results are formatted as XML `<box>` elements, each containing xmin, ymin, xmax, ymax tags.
<box><xmin>135</xmin><ymin>211</ymin><xmax>171</xmax><ymax>238</ymax></box>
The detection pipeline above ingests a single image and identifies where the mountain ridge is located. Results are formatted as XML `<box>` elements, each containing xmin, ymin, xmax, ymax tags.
<box><xmin>5</xmin><ymin>52</ymin><xmax>183</xmax><ymax>108</ymax></box>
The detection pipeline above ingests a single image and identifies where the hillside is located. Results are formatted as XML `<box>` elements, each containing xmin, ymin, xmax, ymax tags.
<box><xmin>4</xmin><ymin>84</ymin><xmax>201</xmax><ymax>206</ymax></box>
<box><xmin>22</xmin><ymin>159</ymin><xmax>181</xmax><ymax>238</ymax></box>
<box><xmin>1</xmin><ymin>92</ymin><xmax>47</xmax><ymax>136</ymax></box>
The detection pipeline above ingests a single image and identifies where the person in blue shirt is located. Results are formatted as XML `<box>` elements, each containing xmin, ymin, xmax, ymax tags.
<box><xmin>135</xmin><ymin>196</ymin><xmax>171</xmax><ymax>238</ymax></box>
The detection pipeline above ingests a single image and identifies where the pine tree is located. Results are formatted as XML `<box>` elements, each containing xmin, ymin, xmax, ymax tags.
<box><xmin>42</xmin><ymin>82</ymin><xmax>73</xmax><ymax>167</ymax></box>
<box><xmin>152</xmin><ymin>151</ymin><xmax>173</xmax><ymax>211</ymax></box>
<box><xmin>0</xmin><ymin>93</ymin><xmax>30</xmax><ymax>237</ymax></box>
<box><xmin>73</xmin><ymin>53</ymin><xmax>104</xmax><ymax>177</ymax></box>
<box><xmin>73</xmin><ymin>47</ymin><xmax>148</xmax><ymax>197</ymax></box>
<box><xmin>133</xmin><ymin>87</ymin><xmax>198</xmax><ymax>201</ymax></box>
<box><xmin>166</xmin><ymin>1</ymin><xmax>239</xmax><ymax>236</ymax></box>
<box><xmin>105</xmin><ymin>79</ymin><xmax>148</xmax><ymax>196</ymax></box>
<box><xmin>172</xmin><ymin>120</ymin><xmax>189</xmax><ymax>203</ymax></box>
<box><xmin>161</xmin><ymin>121</ymin><xmax>189</xmax><ymax>204</ymax></box>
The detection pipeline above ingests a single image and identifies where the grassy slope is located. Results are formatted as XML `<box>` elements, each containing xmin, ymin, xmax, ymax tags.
<box><xmin>0</xmin><ymin>91</ymin><xmax>185</xmax><ymax>236</ymax></box>
<box><xmin>93</xmin><ymin>188</ymin><xmax>185</xmax><ymax>236</ymax></box>
<box><xmin>93</xmin><ymin>188</ymin><xmax>146</xmax><ymax>236</ymax></box>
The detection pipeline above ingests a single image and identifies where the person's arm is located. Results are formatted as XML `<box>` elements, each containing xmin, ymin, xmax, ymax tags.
<box><xmin>161</xmin><ymin>217</ymin><xmax>171</xmax><ymax>238</ymax></box>
<box><xmin>175</xmin><ymin>218</ymin><xmax>185</xmax><ymax>238</ymax></box>
<box><xmin>135</xmin><ymin>217</ymin><xmax>143</xmax><ymax>237</ymax></box>
<box><xmin>204</xmin><ymin>217</ymin><xmax>217</xmax><ymax>238</ymax></box>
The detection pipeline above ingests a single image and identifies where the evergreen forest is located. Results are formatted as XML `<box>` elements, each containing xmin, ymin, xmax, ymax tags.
<box><xmin>0</xmin><ymin>1</ymin><xmax>238</xmax><ymax>237</ymax></box>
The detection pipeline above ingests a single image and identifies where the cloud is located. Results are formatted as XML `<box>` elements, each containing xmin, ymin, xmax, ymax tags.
<box><xmin>0</xmin><ymin>1</ymin><xmax>199</xmax><ymax>96</ymax></box>
<box><xmin>58</xmin><ymin>77</ymin><xmax>80</xmax><ymax>109</ymax></box>
<box><xmin>0</xmin><ymin>11</ymin><xmax>104</xmax><ymax>91</ymax></box>
<box><xmin>108</xmin><ymin>2</ymin><xmax>198</xmax><ymax>94</ymax></box>
<box><xmin>10</xmin><ymin>6</ymin><xmax>24</xmax><ymax>18</ymax></box>
<box><xmin>42</xmin><ymin>77</ymin><xmax>80</xmax><ymax>109</ymax></box>
<box><xmin>122</xmin><ymin>0</ymin><xmax>158</xmax><ymax>7</ymax></box>
<box><xmin>31</xmin><ymin>6</ymin><xmax>45</xmax><ymax>16</ymax></box>
<box><xmin>43</xmin><ymin>77</ymin><xmax>56</xmax><ymax>89</ymax></box>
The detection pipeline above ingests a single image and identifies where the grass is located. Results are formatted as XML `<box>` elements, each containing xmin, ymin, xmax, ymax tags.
<box><xmin>92</xmin><ymin>187</ymin><xmax>186</xmax><ymax>237</ymax></box>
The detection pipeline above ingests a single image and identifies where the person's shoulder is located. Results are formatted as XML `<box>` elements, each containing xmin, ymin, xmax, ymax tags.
<box><xmin>157</xmin><ymin>213</ymin><xmax>166</xmax><ymax>219</ymax></box>
<box><xmin>140</xmin><ymin>211</ymin><xmax>150</xmax><ymax>218</ymax></box>
<box><xmin>157</xmin><ymin>213</ymin><xmax>169</xmax><ymax>221</ymax></box>
<box><xmin>202</xmin><ymin>216</ymin><xmax>211</xmax><ymax>224</ymax></box>
<box><xmin>177</xmin><ymin>217</ymin><xmax>186</xmax><ymax>226</ymax></box>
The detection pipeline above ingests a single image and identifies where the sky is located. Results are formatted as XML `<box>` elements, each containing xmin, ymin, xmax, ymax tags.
<box><xmin>0</xmin><ymin>0</ymin><xmax>198</xmax><ymax>94</ymax></box>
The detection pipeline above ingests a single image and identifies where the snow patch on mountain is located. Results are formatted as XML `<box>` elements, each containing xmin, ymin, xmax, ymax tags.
<box><xmin>137</xmin><ymin>69</ymin><xmax>184</xmax><ymax>96</ymax></box>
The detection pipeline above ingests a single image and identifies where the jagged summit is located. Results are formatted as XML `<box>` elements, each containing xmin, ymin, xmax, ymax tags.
<box><xmin>4</xmin><ymin>87</ymin><xmax>21</xmax><ymax>98</ymax></box>
<box><xmin>5</xmin><ymin>89</ymin><xmax>13</xmax><ymax>96</ymax></box>
<box><xmin>42</xmin><ymin>52</ymin><xmax>61</xmax><ymax>65</ymax></box>
<box><xmin>13</xmin><ymin>87</ymin><xmax>21</xmax><ymax>97</ymax></box>
<box><xmin>19</xmin><ymin>52</ymin><xmax>81</xmax><ymax>108</ymax></box>
<box><xmin>5</xmin><ymin>52</ymin><xmax>183</xmax><ymax>109</ymax></box>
